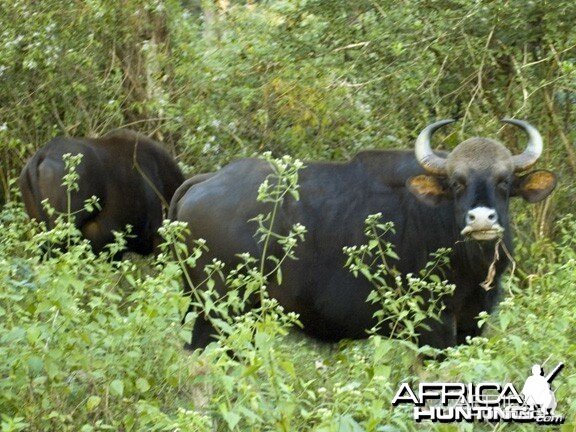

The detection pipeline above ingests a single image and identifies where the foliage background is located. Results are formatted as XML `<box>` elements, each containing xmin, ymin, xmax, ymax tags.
<box><xmin>0</xmin><ymin>0</ymin><xmax>575</xmax><ymax>430</ymax></box>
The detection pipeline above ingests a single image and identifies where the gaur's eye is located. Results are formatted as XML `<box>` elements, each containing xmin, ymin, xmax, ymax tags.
<box><xmin>497</xmin><ymin>178</ymin><xmax>510</xmax><ymax>191</ymax></box>
<box><xmin>451</xmin><ymin>176</ymin><xmax>467</xmax><ymax>192</ymax></box>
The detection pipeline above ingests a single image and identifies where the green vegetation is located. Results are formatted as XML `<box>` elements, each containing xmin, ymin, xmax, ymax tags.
<box><xmin>1</xmin><ymin>0</ymin><xmax>575</xmax><ymax>430</ymax></box>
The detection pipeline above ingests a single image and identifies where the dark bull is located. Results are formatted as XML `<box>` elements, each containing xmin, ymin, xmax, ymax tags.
<box><xmin>20</xmin><ymin>129</ymin><xmax>184</xmax><ymax>256</ymax></box>
<box><xmin>171</xmin><ymin>119</ymin><xmax>556</xmax><ymax>350</ymax></box>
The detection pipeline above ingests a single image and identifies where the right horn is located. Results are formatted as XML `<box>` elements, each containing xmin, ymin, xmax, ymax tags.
<box><xmin>414</xmin><ymin>119</ymin><xmax>456</xmax><ymax>175</ymax></box>
<box><xmin>501</xmin><ymin>118</ymin><xmax>543</xmax><ymax>172</ymax></box>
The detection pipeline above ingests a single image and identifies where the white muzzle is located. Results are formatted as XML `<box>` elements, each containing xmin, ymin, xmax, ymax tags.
<box><xmin>460</xmin><ymin>206</ymin><xmax>504</xmax><ymax>241</ymax></box>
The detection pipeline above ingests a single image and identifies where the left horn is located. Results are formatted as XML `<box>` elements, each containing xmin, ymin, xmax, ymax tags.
<box><xmin>414</xmin><ymin>119</ymin><xmax>455</xmax><ymax>175</ymax></box>
<box><xmin>501</xmin><ymin>118</ymin><xmax>543</xmax><ymax>172</ymax></box>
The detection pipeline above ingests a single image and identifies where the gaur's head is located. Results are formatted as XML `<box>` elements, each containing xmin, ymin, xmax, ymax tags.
<box><xmin>407</xmin><ymin>119</ymin><xmax>557</xmax><ymax>241</ymax></box>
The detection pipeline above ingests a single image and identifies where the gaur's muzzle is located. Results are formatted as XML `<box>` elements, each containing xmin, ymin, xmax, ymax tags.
<box><xmin>460</xmin><ymin>206</ymin><xmax>504</xmax><ymax>241</ymax></box>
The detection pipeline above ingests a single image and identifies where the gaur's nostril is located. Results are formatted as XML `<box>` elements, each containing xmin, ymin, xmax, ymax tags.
<box><xmin>466</xmin><ymin>208</ymin><xmax>498</xmax><ymax>226</ymax></box>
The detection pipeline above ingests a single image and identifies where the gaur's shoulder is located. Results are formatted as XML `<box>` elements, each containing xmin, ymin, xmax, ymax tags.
<box><xmin>99</xmin><ymin>129</ymin><xmax>176</xmax><ymax>158</ymax></box>
<box><xmin>102</xmin><ymin>129</ymin><xmax>164</xmax><ymax>149</ymax></box>
<box><xmin>220</xmin><ymin>157</ymin><xmax>272</xmax><ymax>174</ymax></box>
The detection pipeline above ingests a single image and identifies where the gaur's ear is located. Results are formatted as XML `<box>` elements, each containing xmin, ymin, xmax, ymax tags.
<box><xmin>512</xmin><ymin>170</ymin><xmax>557</xmax><ymax>203</ymax></box>
<box><xmin>407</xmin><ymin>175</ymin><xmax>449</xmax><ymax>206</ymax></box>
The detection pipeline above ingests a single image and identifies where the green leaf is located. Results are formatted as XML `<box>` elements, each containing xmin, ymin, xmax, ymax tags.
<box><xmin>336</xmin><ymin>414</ymin><xmax>364</xmax><ymax>432</ymax></box>
<box><xmin>500</xmin><ymin>312</ymin><xmax>511</xmax><ymax>332</ymax></box>
<box><xmin>109</xmin><ymin>379</ymin><xmax>124</xmax><ymax>397</ymax></box>
<box><xmin>86</xmin><ymin>395</ymin><xmax>101</xmax><ymax>411</ymax></box>
<box><xmin>280</xmin><ymin>360</ymin><xmax>296</xmax><ymax>377</ymax></box>
<box><xmin>136</xmin><ymin>377</ymin><xmax>150</xmax><ymax>393</ymax></box>
<box><xmin>27</xmin><ymin>356</ymin><xmax>44</xmax><ymax>374</ymax></box>
<box><xmin>386</xmin><ymin>250</ymin><xmax>399</xmax><ymax>260</ymax></box>
<box><xmin>26</xmin><ymin>327</ymin><xmax>41</xmax><ymax>344</ymax></box>
<box><xmin>222</xmin><ymin>410</ymin><xmax>241</xmax><ymax>430</ymax></box>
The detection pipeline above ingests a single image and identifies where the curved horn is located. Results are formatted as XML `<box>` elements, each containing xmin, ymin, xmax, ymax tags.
<box><xmin>501</xmin><ymin>118</ymin><xmax>543</xmax><ymax>172</ymax></box>
<box><xmin>415</xmin><ymin>119</ymin><xmax>455</xmax><ymax>175</ymax></box>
